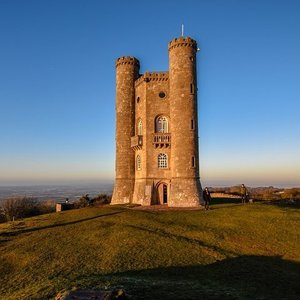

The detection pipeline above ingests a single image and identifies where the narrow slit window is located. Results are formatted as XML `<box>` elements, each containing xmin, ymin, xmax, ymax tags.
<box><xmin>190</xmin><ymin>83</ymin><xmax>194</xmax><ymax>94</ymax></box>
<box><xmin>137</xmin><ymin>119</ymin><xmax>143</xmax><ymax>135</ymax></box>
<box><xmin>136</xmin><ymin>155</ymin><xmax>141</xmax><ymax>170</ymax></box>
<box><xmin>191</xmin><ymin>119</ymin><xmax>194</xmax><ymax>130</ymax></box>
<box><xmin>192</xmin><ymin>156</ymin><xmax>196</xmax><ymax>168</ymax></box>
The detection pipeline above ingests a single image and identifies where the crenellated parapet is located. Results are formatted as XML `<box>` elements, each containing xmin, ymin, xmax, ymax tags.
<box><xmin>135</xmin><ymin>71</ymin><xmax>169</xmax><ymax>87</ymax></box>
<box><xmin>168</xmin><ymin>37</ymin><xmax>197</xmax><ymax>51</ymax></box>
<box><xmin>116</xmin><ymin>56</ymin><xmax>140</xmax><ymax>68</ymax></box>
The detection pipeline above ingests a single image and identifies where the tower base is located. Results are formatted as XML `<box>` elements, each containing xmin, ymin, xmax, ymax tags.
<box><xmin>168</xmin><ymin>178</ymin><xmax>203</xmax><ymax>207</ymax></box>
<box><xmin>111</xmin><ymin>178</ymin><xmax>134</xmax><ymax>205</ymax></box>
<box><xmin>130</xmin><ymin>178</ymin><xmax>203</xmax><ymax>207</ymax></box>
<box><xmin>132</xmin><ymin>179</ymin><xmax>153</xmax><ymax>206</ymax></box>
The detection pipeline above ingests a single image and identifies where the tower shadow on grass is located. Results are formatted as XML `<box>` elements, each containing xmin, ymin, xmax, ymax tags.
<box><xmin>262</xmin><ymin>200</ymin><xmax>300</xmax><ymax>210</ymax></box>
<box><xmin>210</xmin><ymin>197</ymin><xmax>241</xmax><ymax>205</ymax></box>
<box><xmin>104</xmin><ymin>255</ymin><xmax>300</xmax><ymax>300</ymax></box>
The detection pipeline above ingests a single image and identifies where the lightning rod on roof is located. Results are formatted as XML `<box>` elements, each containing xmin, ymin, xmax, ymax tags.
<box><xmin>181</xmin><ymin>23</ymin><xmax>184</xmax><ymax>37</ymax></box>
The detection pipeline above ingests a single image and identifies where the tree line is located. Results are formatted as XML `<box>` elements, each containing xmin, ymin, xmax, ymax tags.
<box><xmin>209</xmin><ymin>186</ymin><xmax>300</xmax><ymax>201</ymax></box>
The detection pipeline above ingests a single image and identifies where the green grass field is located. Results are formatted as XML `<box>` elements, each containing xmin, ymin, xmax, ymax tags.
<box><xmin>0</xmin><ymin>201</ymin><xmax>299</xmax><ymax>299</ymax></box>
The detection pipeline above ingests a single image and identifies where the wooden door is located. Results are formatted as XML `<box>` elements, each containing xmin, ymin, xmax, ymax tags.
<box><xmin>157</xmin><ymin>183</ymin><xmax>168</xmax><ymax>205</ymax></box>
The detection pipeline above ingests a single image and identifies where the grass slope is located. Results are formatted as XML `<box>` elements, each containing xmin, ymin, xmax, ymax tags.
<box><xmin>0</xmin><ymin>202</ymin><xmax>299</xmax><ymax>299</ymax></box>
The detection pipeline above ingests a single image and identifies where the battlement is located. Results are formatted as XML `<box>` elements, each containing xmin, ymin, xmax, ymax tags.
<box><xmin>168</xmin><ymin>36</ymin><xmax>197</xmax><ymax>51</ymax></box>
<box><xmin>135</xmin><ymin>71</ymin><xmax>169</xmax><ymax>87</ymax></box>
<box><xmin>116</xmin><ymin>56</ymin><xmax>140</xmax><ymax>68</ymax></box>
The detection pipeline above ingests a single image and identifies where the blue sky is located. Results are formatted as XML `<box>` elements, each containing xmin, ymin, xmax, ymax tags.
<box><xmin>0</xmin><ymin>0</ymin><xmax>299</xmax><ymax>187</ymax></box>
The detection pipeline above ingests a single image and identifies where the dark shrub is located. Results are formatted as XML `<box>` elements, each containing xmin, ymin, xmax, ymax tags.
<box><xmin>0</xmin><ymin>212</ymin><xmax>6</xmax><ymax>223</ymax></box>
<box><xmin>77</xmin><ymin>194</ymin><xmax>93</xmax><ymax>208</ymax></box>
<box><xmin>1</xmin><ymin>197</ymin><xmax>40</xmax><ymax>221</ymax></box>
<box><xmin>93</xmin><ymin>194</ymin><xmax>111</xmax><ymax>204</ymax></box>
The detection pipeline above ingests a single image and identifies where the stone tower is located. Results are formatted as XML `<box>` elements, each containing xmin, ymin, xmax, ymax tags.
<box><xmin>111</xmin><ymin>37</ymin><xmax>203</xmax><ymax>207</ymax></box>
<box><xmin>111</xmin><ymin>57</ymin><xmax>140</xmax><ymax>204</ymax></box>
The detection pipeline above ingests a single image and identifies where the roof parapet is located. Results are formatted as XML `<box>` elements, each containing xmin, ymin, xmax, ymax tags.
<box><xmin>116</xmin><ymin>56</ymin><xmax>140</xmax><ymax>68</ymax></box>
<box><xmin>135</xmin><ymin>72</ymin><xmax>169</xmax><ymax>87</ymax></box>
<box><xmin>168</xmin><ymin>37</ymin><xmax>197</xmax><ymax>51</ymax></box>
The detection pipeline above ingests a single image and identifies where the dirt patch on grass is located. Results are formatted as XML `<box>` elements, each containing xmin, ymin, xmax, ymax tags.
<box><xmin>131</xmin><ymin>204</ymin><xmax>203</xmax><ymax>211</ymax></box>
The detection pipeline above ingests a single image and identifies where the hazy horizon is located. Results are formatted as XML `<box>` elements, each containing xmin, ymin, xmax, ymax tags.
<box><xmin>0</xmin><ymin>179</ymin><xmax>298</xmax><ymax>189</ymax></box>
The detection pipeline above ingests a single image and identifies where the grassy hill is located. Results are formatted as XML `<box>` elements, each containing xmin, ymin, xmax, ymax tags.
<box><xmin>0</xmin><ymin>201</ymin><xmax>299</xmax><ymax>299</ymax></box>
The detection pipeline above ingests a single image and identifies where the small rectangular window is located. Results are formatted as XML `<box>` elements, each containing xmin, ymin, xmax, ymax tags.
<box><xmin>190</xmin><ymin>83</ymin><xmax>194</xmax><ymax>94</ymax></box>
<box><xmin>192</xmin><ymin>156</ymin><xmax>196</xmax><ymax>168</ymax></box>
<box><xmin>191</xmin><ymin>119</ymin><xmax>194</xmax><ymax>130</ymax></box>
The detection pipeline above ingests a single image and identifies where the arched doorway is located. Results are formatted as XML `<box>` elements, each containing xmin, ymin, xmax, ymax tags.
<box><xmin>157</xmin><ymin>183</ymin><xmax>168</xmax><ymax>205</ymax></box>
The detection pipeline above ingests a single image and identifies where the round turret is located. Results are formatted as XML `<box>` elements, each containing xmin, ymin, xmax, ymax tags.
<box><xmin>111</xmin><ymin>56</ymin><xmax>140</xmax><ymax>204</ymax></box>
<box><xmin>168</xmin><ymin>36</ymin><xmax>202</xmax><ymax>206</ymax></box>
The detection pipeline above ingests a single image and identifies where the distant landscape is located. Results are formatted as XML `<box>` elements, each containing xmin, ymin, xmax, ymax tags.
<box><xmin>0</xmin><ymin>183</ymin><xmax>299</xmax><ymax>203</ymax></box>
<box><xmin>0</xmin><ymin>183</ymin><xmax>113</xmax><ymax>202</ymax></box>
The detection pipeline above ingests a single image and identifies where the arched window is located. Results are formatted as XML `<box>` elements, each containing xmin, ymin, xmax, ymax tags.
<box><xmin>136</xmin><ymin>155</ymin><xmax>141</xmax><ymax>170</ymax></box>
<box><xmin>158</xmin><ymin>153</ymin><xmax>168</xmax><ymax>169</ymax></box>
<box><xmin>137</xmin><ymin>119</ymin><xmax>143</xmax><ymax>135</ymax></box>
<box><xmin>155</xmin><ymin>116</ymin><xmax>168</xmax><ymax>133</ymax></box>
